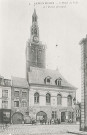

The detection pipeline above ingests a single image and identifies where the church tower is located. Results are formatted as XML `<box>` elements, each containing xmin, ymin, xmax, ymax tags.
<box><xmin>26</xmin><ymin>9</ymin><xmax>46</xmax><ymax>78</ymax></box>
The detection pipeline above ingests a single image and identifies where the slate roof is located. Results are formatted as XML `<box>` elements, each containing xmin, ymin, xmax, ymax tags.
<box><xmin>12</xmin><ymin>76</ymin><xmax>29</xmax><ymax>89</ymax></box>
<box><xmin>28</xmin><ymin>67</ymin><xmax>77</xmax><ymax>90</ymax></box>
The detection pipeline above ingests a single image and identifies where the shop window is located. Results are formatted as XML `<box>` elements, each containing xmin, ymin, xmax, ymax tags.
<box><xmin>2</xmin><ymin>90</ymin><xmax>8</xmax><ymax>98</ymax></box>
<box><xmin>14</xmin><ymin>101</ymin><xmax>19</xmax><ymax>107</ymax></box>
<box><xmin>34</xmin><ymin>92</ymin><xmax>39</xmax><ymax>103</ymax></box>
<box><xmin>46</xmin><ymin>93</ymin><xmax>51</xmax><ymax>104</ymax></box>
<box><xmin>57</xmin><ymin>94</ymin><xmax>62</xmax><ymax>105</ymax></box>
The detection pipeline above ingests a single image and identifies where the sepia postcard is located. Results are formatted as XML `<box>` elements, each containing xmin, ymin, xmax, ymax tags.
<box><xmin>0</xmin><ymin>0</ymin><xmax>87</xmax><ymax>135</ymax></box>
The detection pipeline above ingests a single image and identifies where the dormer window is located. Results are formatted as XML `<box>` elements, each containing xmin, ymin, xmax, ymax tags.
<box><xmin>55</xmin><ymin>78</ymin><xmax>62</xmax><ymax>86</ymax></box>
<box><xmin>47</xmin><ymin>78</ymin><xmax>50</xmax><ymax>83</ymax></box>
<box><xmin>44</xmin><ymin>76</ymin><xmax>51</xmax><ymax>84</ymax></box>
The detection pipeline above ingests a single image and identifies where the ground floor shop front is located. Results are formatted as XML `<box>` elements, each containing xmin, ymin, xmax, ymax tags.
<box><xmin>30</xmin><ymin>106</ymin><xmax>75</xmax><ymax>124</ymax></box>
<box><xmin>0</xmin><ymin>109</ymin><xmax>11</xmax><ymax>124</ymax></box>
<box><xmin>11</xmin><ymin>106</ymin><xmax>76</xmax><ymax>124</ymax></box>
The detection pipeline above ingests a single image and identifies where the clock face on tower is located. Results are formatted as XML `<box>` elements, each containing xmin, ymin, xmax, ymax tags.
<box><xmin>33</xmin><ymin>36</ymin><xmax>39</xmax><ymax>43</ymax></box>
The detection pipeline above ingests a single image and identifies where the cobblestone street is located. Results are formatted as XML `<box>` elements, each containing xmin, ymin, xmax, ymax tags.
<box><xmin>0</xmin><ymin>124</ymin><xmax>80</xmax><ymax>135</ymax></box>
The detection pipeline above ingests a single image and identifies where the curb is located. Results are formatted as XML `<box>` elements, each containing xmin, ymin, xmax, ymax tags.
<box><xmin>68</xmin><ymin>131</ymin><xmax>87</xmax><ymax>135</ymax></box>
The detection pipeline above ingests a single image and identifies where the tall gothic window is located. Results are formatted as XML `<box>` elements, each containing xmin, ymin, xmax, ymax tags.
<box><xmin>46</xmin><ymin>93</ymin><xmax>51</xmax><ymax>104</ymax></box>
<box><xmin>57</xmin><ymin>94</ymin><xmax>62</xmax><ymax>105</ymax></box>
<box><xmin>67</xmin><ymin>95</ymin><xmax>72</xmax><ymax>106</ymax></box>
<box><xmin>34</xmin><ymin>92</ymin><xmax>39</xmax><ymax>103</ymax></box>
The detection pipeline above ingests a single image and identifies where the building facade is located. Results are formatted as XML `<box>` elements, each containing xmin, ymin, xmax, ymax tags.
<box><xmin>11</xmin><ymin>77</ymin><xmax>29</xmax><ymax>124</ymax></box>
<box><xmin>28</xmin><ymin>67</ymin><xmax>76</xmax><ymax>123</ymax></box>
<box><xmin>0</xmin><ymin>75</ymin><xmax>11</xmax><ymax>123</ymax></box>
<box><xmin>26</xmin><ymin>9</ymin><xmax>77</xmax><ymax>123</ymax></box>
<box><xmin>80</xmin><ymin>35</ymin><xmax>87</xmax><ymax>131</ymax></box>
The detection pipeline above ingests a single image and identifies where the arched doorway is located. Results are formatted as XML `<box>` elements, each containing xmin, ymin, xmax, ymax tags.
<box><xmin>36</xmin><ymin>111</ymin><xmax>47</xmax><ymax>122</ymax></box>
<box><xmin>12</xmin><ymin>112</ymin><xmax>24</xmax><ymax>124</ymax></box>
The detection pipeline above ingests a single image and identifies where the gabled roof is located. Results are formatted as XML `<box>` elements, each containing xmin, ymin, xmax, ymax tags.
<box><xmin>28</xmin><ymin>67</ymin><xmax>77</xmax><ymax>90</ymax></box>
<box><xmin>12</xmin><ymin>76</ymin><xmax>29</xmax><ymax>89</ymax></box>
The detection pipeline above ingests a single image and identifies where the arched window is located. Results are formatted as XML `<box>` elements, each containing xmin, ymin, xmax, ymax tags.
<box><xmin>46</xmin><ymin>93</ymin><xmax>51</xmax><ymax>104</ymax></box>
<box><xmin>34</xmin><ymin>28</ymin><xmax>37</xmax><ymax>35</ymax></box>
<box><xmin>67</xmin><ymin>95</ymin><xmax>72</xmax><ymax>106</ymax></box>
<box><xmin>44</xmin><ymin>76</ymin><xmax>51</xmax><ymax>84</ymax></box>
<box><xmin>55</xmin><ymin>78</ymin><xmax>62</xmax><ymax>86</ymax></box>
<box><xmin>34</xmin><ymin>92</ymin><xmax>39</xmax><ymax>103</ymax></box>
<box><xmin>57</xmin><ymin>94</ymin><xmax>62</xmax><ymax>105</ymax></box>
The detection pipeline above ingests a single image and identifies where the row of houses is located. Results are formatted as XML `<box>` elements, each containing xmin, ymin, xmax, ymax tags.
<box><xmin>0</xmin><ymin>74</ymin><xmax>80</xmax><ymax>124</ymax></box>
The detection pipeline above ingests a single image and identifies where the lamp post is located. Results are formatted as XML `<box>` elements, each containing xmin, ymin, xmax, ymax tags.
<box><xmin>73</xmin><ymin>97</ymin><xmax>76</xmax><ymax>105</ymax></box>
<box><xmin>73</xmin><ymin>97</ymin><xmax>76</xmax><ymax>123</ymax></box>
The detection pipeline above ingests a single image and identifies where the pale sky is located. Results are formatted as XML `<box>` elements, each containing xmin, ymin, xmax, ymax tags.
<box><xmin>0</xmin><ymin>0</ymin><xmax>87</xmax><ymax>101</ymax></box>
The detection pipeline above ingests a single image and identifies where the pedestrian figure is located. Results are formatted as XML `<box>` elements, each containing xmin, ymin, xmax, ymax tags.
<box><xmin>50</xmin><ymin>119</ymin><xmax>51</xmax><ymax>125</ymax></box>
<box><xmin>58</xmin><ymin>119</ymin><xmax>60</xmax><ymax>124</ymax></box>
<box><xmin>32</xmin><ymin>118</ymin><xmax>34</xmax><ymax>125</ymax></box>
<box><xmin>45</xmin><ymin>119</ymin><xmax>46</xmax><ymax>125</ymax></box>
<box><xmin>57</xmin><ymin>118</ymin><xmax>58</xmax><ymax>124</ymax></box>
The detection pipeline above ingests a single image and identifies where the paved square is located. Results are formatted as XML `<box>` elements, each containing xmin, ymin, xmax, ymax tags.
<box><xmin>0</xmin><ymin>124</ymin><xmax>80</xmax><ymax>135</ymax></box>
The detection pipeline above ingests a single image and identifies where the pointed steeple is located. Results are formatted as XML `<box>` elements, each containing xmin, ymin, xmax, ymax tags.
<box><xmin>32</xmin><ymin>9</ymin><xmax>38</xmax><ymax>23</ymax></box>
<box><xmin>31</xmin><ymin>9</ymin><xmax>39</xmax><ymax>42</ymax></box>
<box><xmin>80</xmin><ymin>34</ymin><xmax>87</xmax><ymax>45</ymax></box>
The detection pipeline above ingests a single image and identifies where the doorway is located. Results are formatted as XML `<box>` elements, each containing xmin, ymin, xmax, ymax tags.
<box><xmin>12</xmin><ymin>112</ymin><xmax>24</xmax><ymax>124</ymax></box>
<box><xmin>61</xmin><ymin>112</ymin><xmax>66</xmax><ymax>122</ymax></box>
<box><xmin>36</xmin><ymin>111</ymin><xmax>47</xmax><ymax>122</ymax></box>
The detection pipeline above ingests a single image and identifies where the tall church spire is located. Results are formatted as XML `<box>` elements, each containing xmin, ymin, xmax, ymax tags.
<box><xmin>26</xmin><ymin>9</ymin><xmax>46</xmax><ymax>78</ymax></box>
<box><xmin>31</xmin><ymin>9</ymin><xmax>39</xmax><ymax>43</ymax></box>
<box><xmin>32</xmin><ymin>9</ymin><xmax>37</xmax><ymax>23</ymax></box>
